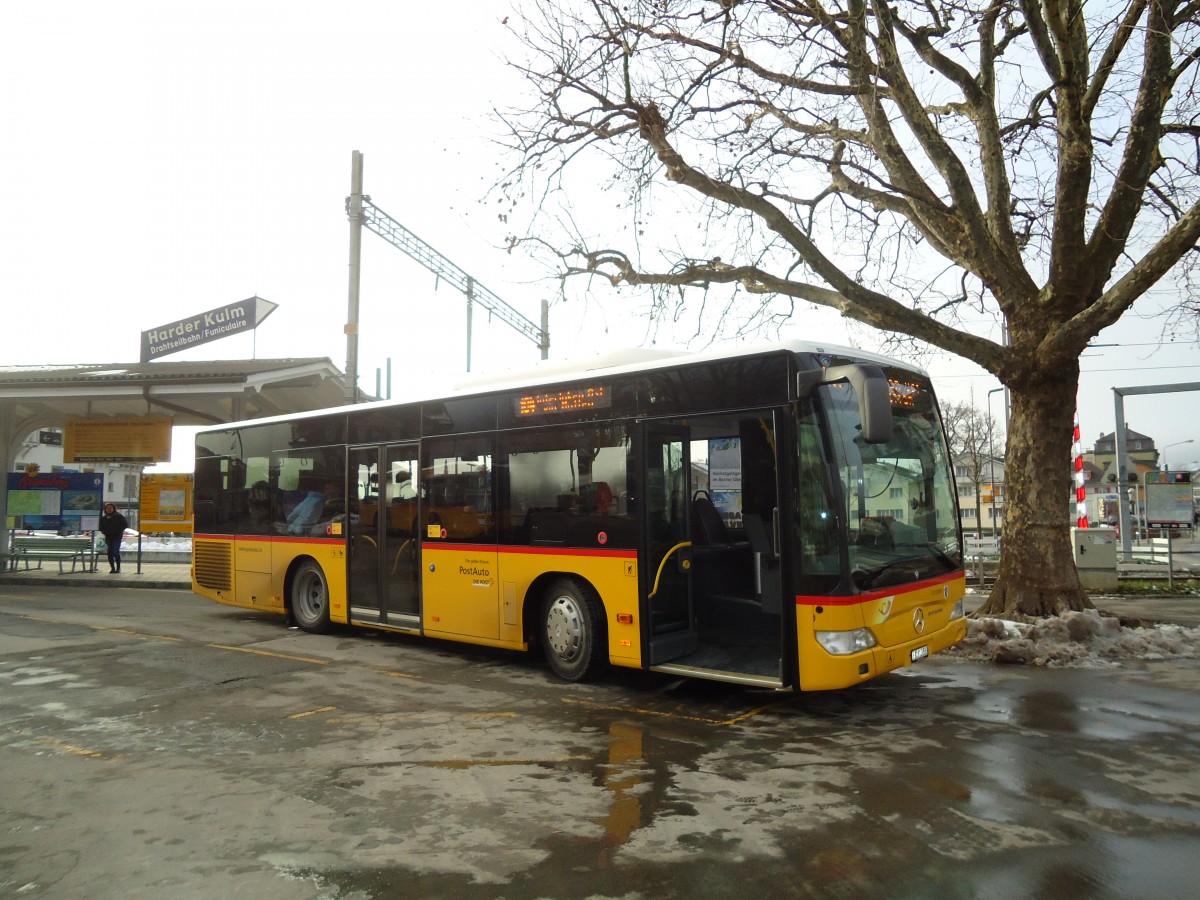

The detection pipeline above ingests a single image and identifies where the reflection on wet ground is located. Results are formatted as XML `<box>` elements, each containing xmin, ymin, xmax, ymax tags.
<box><xmin>4</xmin><ymin>594</ymin><xmax>1200</xmax><ymax>898</ymax></box>
<box><xmin>303</xmin><ymin>657</ymin><xmax>1200</xmax><ymax>898</ymax></box>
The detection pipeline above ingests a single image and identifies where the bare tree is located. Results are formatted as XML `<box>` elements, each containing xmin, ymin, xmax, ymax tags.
<box><xmin>496</xmin><ymin>0</ymin><xmax>1200</xmax><ymax>617</ymax></box>
<box><xmin>942</xmin><ymin>400</ymin><xmax>1004</xmax><ymax>535</ymax></box>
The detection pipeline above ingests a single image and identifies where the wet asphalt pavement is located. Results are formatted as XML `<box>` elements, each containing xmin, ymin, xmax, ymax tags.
<box><xmin>1</xmin><ymin>582</ymin><xmax>1198</xmax><ymax>899</ymax></box>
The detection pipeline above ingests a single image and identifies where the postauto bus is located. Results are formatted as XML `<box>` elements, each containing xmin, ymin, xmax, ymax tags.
<box><xmin>192</xmin><ymin>341</ymin><xmax>966</xmax><ymax>690</ymax></box>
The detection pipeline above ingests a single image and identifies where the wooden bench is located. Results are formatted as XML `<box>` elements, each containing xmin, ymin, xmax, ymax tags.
<box><xmin>6</xmin><ymin>536</ymin><xmax>94</xmax><ymax>573</ymax></box>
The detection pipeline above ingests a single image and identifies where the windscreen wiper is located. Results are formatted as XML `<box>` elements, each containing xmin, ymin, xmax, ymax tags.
<box><xmin>854</xmin><ymin>549</ymin><xmax>956</xmax><ymax>589</ymax></box>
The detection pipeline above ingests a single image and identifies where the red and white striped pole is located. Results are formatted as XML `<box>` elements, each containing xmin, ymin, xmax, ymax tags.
<box><xmin>1074</xmin><ymin>408</ymin><xmax>1089</xmax><ymax>527</ymax></box>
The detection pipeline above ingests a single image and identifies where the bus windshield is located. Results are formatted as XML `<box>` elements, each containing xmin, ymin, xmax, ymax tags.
<box><xmin>821</xmin><ymin>375</ymin><xmax>961</xmax><ymax>591</ymax></box>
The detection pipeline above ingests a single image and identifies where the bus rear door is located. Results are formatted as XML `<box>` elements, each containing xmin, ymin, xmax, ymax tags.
<box><xmin>348</xmin><ymin>443</ymin><xmax>420</xmax><ymax>628</ymax></box>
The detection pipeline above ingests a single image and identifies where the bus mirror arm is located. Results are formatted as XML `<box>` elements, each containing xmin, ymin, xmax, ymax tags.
<box><xmin>797</xmin><ymin>364</ymin><xmax>893</xmax><ymax>444</ymax></box>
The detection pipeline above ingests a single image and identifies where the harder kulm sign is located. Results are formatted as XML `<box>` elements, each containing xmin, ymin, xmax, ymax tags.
<box><xmin>141</xmin><ymin>295</ymin><xmax>278</xmax><ymax>362</ymax></box>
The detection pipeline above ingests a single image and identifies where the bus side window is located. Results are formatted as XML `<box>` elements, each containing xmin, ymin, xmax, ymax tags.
<box><xmin>422</xmin><ymin>438</ymin><xmax>495</xmax><ymax>542</ymax></box>
<box><xmin>499</xmin><ymin>426</ymin><xmax>633</xmax><ymax>547</ymax></box>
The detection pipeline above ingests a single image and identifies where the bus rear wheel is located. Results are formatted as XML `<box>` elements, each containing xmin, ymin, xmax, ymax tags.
<box><xmin>291</xmin><ymin>560</ymin><xmax>332</xmax><ymax>634</ymax></box>
<box><xmin>542</xmin><ymin>578</ymin><xmax>606</xmax><ymax>682</ymax></box>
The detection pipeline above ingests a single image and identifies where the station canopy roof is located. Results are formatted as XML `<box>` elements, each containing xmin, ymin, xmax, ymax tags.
<box><xmin>0</xmin><ymin>358</ymin><xmax>354</xmax><ymax>429</ymax></box>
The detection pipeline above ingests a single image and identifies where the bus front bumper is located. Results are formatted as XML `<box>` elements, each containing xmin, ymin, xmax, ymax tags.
<box><xmin>800</xmin><ymin>617</ymin><xmax>968</xmax><ymax>691</ymax></box>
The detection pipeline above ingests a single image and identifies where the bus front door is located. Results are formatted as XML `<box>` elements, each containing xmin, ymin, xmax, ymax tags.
<box><xmin>640</xmin><ymin>423</ymin><xmax>699</xmax><ymax>664</ymax></box>
<box><xmin>347</xmin><ymin>443</ymin><xmax>420</xmax><ymax>627</ymax></box>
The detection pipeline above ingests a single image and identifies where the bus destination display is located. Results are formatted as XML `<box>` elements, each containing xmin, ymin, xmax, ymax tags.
<box><xmin>515</xmin><ymin>385</ymin><xmax>611</xmax><ymax>416</ymax></box>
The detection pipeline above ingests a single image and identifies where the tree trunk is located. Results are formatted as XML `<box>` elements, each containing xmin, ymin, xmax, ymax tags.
<box><xmin>975</xmin><ymin>359</ymin><xmax>1093</xmax><ymax>618</ymax></box>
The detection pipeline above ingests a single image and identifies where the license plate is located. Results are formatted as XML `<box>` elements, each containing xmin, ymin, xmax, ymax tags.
<box><xmin>911</xmin><ymin>645</ymin><xmax>929</xmax><ymax>662</ymax></box>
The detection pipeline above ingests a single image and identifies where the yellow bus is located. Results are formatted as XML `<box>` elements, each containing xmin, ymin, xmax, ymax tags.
<box><xmin>192</xmin><ymin>342</ymin><xmax>966</xmax><ymax>690</ymax></box>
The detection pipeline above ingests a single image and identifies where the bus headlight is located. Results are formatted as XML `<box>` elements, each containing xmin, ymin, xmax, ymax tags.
<box><xmin>815</xmin><ymin>628</ymin><xmax>877</xmax><ymax>655</ymax></box>
<box><xmin>950</xmin><ymin>599</ymin><xmax>964</xmax><ymax>620</ymax></box>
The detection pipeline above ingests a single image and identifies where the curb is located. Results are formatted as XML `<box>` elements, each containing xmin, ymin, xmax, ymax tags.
<box><xmin>0</xmin><ymin>573</ymin><xmax>191</xmax><ymax>591</ymax></box>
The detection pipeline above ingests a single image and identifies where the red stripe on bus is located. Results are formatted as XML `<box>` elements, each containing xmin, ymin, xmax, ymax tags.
<box><xmin>795</xmin><ymin>570</ymin><xmax>963</xmax><ymax>607</ymax></box>
<box><xmin>429</xmin><ymin>543</ymin><xmax>635</xmax><ymax>559</ymax></box>
<box><xmin>193</xmin><ymin>533</ymin><xmax>342</xmax><ymax>544</ymax></box>
<box><xmin>192</xmin><ymin>534</ymin><xmax>634</xmax><ymax>558</ymax></box>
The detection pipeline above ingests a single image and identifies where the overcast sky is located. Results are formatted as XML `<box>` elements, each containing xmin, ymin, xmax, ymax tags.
<box><xmin>3</xmin><ymin>1</ymin><xmax>1197</xmax><ymax>471</ymax></box>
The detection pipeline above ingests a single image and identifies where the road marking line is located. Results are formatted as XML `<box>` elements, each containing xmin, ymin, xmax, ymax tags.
<box><xmin>560</xmin><ymin>696</ymin><xmax>773</xmax><ymax>726</ymax></box>
<box><xmin>94</xmin><ymin>626</ymin><xmax>182</xmax><ymax>642</ymax></box>
<box><xmin>287</xmin><ymin>706</ymin><xmax>336</xmax><ymax>719</ymax></box>
<box><xmin>36</xmin><ymin>737</ymin><xmax>111</xmax><ymax>760</ymax></box>
<box><xmin>325</xmin><ymin>711</ymin><xmax>518</xmax><ymax>725</ymax></box>
<box><xmin>413</xmin><ymin>756</ymin><xmax>587</xmax><ymax>768</ymax></box>
<box><xmin>207</xmin><ymin>643</ymin><xmax>330</xmax><ymax>665</ymax></box>
<box><xmin>19</xmin><ymin>614</ymin><xmax>181</xmax><ymax>642</ymax></box>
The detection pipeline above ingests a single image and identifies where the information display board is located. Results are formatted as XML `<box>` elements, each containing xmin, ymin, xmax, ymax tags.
<box><xmin>6</xmin><ymin>471</ymin><xmax>105</xmax><ymax>532</ymax></box>
<box><xmin>1144</xmin><ymin>471</ymin><xmax>1193</xmax><ymax>527</ymax></box>
<box><xmin>64</xmin><ymin>417</ymin><xmax>172</xmax><ymax>464</ymax></box>
<box><xmin>138</xmin><ymin>473</ymin><xmax>194</xmax><ymax>534</ymax></box>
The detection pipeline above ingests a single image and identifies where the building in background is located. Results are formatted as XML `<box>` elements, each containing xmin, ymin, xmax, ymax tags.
<box><xmin>1084</xmin><ymin>427</ymin><xmax>1160</xmax><ymax>530</ymax></box>
<box><xmin>953</xmin><ymin>451</ymin><xmax>1005</xmax><ymax>537</ymax></box>
<box><xmin>1089</xmin><ymin>427</ymin><xmax>1160</xmax><ymax>474</ymax></box>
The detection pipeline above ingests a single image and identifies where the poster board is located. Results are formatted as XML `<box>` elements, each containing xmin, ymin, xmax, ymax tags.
<box><xmin>139</xmin><ymin>473</ymin><xmax>194</xmax><ymax>534</ymax></box>
<box><xmin>1144</xmin><ymin>471</ymin><xmax>1192</xmax><ymax>527</ymax></box>
<box><xmin>64</xmin><ymin>417</ymin><xmax>172</xmax><ymax>464</ymax></box>
<box><xmin>6</xmin><ymin>471</ymin><xmax>105</xmax><ymax>532</ymax></box>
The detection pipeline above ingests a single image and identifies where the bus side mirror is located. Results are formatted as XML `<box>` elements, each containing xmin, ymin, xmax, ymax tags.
<box><xmin>798</xmin><ymin>363</ymin><xmax>893</xmax><ymax>443</ymax></box>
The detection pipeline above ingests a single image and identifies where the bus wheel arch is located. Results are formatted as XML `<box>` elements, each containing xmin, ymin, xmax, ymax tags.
<box><xmin>522</xmin><ymin>571</ymin><xmax>576</xmax><ymax>644</ymax></box>
<box><xmin>537</xmin><ymin>575</ymin><xmax>607</xmax><ymax>682</ymax></box>
<box><xmin>289</xmin><ymin>557</ymin><xmax>332</xmax><ymax>634</ymax></box>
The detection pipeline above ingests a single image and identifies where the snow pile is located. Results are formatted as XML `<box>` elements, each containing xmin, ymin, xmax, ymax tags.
<box><xmin>946</xmin><ymin>610</ymin><xmax>1200</xmax><ymax>667</ymax></box>
<box><xmin>116</xmin><ymin>536</ymin><xmax>190</xmax><ymax>551</ymax></box>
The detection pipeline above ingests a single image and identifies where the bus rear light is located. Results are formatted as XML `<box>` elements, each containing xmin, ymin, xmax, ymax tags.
<box><xmin>815</xmin><ymin>627</ymin><xmax>877</xmax><ymax>656</ymax></box>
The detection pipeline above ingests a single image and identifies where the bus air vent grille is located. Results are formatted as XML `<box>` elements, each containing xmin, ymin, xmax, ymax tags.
<box><xmin>194</xmin><ymin>542</ymin><xmax>233</xmax><ymax>591</ymax></box>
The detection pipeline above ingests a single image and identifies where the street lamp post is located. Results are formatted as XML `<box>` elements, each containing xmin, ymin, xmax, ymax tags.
<box><xmin>1162</xmin><ymin>439</ymin><xmax>1195</xmax><ymax>472</ymax></box>
<box><xmin>987</xmin><ymin>388</ymin><xmax>1005</xmax><ymax>540</ymax></box>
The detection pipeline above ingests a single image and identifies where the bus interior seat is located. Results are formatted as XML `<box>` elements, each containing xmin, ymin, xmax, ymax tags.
<box><xmin>692</xmin><ymin>491</ymin><xmax>730</xmax><ymax>545</ymax></box>
<box><xmin>690</xmin><ymin>492</ymin><xmax>756</xmax><ymax>619</ymax></box>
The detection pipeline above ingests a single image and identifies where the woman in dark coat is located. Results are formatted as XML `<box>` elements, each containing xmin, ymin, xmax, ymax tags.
<box><xmin>99</xmin><ymin>503</ymin><xmax>129</xmax><ymax>573</ymax></box>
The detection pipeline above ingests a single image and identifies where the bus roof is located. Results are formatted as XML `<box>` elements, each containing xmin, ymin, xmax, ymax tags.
<box><xmin>195</xmin><ymin>339</ymin><xmax>928</xmax><ymax>434</ymax></box>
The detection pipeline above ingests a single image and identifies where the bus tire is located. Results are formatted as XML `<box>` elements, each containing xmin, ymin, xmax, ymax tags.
<box><xmin>291</xmin><ymin>560</ymin><xmax>332</xmax><ymax>634</ymax></box>
<box><xmin>542</xmin><ymin>578</ymin><xmax>606</xmax><ymax>682</ymax></box>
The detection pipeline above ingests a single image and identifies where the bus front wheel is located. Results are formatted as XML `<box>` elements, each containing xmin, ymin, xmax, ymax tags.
<box><xmin>542</xmin><ymin>578</ymin><xmax>606</xmax><ymax>682</ymax></box>
<box><xmin>291</xmin><ymin>560</ymin><xmax>332</xmax><ymax>634</ymax></box>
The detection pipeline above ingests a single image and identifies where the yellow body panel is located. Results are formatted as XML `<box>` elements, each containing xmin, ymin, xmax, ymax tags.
<box><xmin>193</xmin><ymin>536</ymin><xmax>347</xmax><ymax>622</ymax></box>
<box><xmin>198</xmin><ymin>538</ymin><xmax>969</xmax><ymax>691</ymax></box>
<box><xmin>419</xmin><ymin>545</ymin><xmax>641</xmax><ymax>665</ymax></box>
<box><xmin>796</xmin><ymin>574</ymin><xmax>967</xmax><ymax>691</ymax></box>
<box><xmin>197</xmin><ymin>536</ymin><xmax>644</xmax><ymax>669</ymax></box>
<box><xmin>494</xmin><ymin>548</ymin><xmax>642</xmax><ymax>668</ymax></box>
<box><xmin>422</xmin><ymin>547</ymin><xmax>501</xmax><ymax>641</ymax></box>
